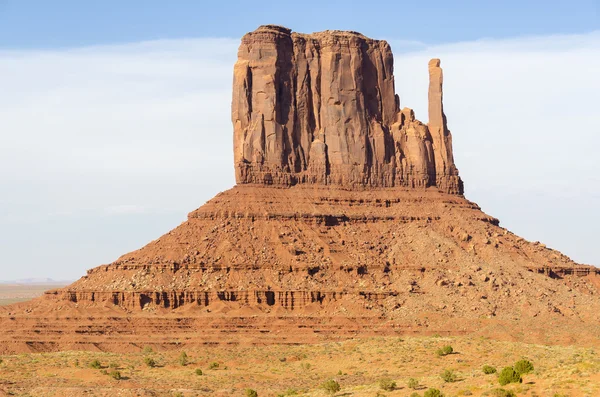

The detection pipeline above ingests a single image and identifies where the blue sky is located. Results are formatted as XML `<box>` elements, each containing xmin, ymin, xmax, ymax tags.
<box><xmin>0</xmin><ymin>0</ymin><xmax>598</xmax><ymax>48</ymax></box>
<box><xmin>0</xmin><ymin>1</ymin><xmax>598</xmax><ymax>280</ymax></box>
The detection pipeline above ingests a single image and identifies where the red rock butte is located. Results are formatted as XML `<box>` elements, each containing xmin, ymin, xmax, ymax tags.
<box><xmin>1</xmin><ymin>25</ymin><xmax>599</xmax><ymax>353</ymax></box>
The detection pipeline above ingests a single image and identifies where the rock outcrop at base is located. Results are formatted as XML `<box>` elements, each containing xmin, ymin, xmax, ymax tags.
<box><xmin>233</xmin><ymin>25</ymin><xmax>462</xmax><ymax>194</ymax></box>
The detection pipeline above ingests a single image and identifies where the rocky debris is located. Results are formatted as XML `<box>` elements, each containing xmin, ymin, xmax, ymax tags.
<box><xmin>233</xmin><ymin>25</ymin><xmax>462</xmax><ymax>193</ymax></box>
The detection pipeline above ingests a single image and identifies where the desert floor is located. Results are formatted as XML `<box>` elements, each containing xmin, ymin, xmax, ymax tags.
<box><xmin>0</xmin><ymin>284</ymin><xmax>67</xmax><ymax>306</ymax></box>
<box><xmin>0</xmin><ymin>334</ymin><xmax>598</xmax><ymax>397</ymax></box>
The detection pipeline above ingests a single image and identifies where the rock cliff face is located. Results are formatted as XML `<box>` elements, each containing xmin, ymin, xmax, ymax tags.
<box><xmin>233</xmin><ymin>25</ymin><xmax>462</xmax><ymax>194</ymax></box>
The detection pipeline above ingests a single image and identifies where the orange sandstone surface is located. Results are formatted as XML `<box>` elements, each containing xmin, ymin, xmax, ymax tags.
<box><xmin>0</xmin><ymin>25</ymin><xmax>598</xmax><ymax>354</ymax></box>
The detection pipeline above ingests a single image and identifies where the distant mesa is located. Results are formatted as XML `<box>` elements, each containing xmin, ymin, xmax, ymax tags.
<box><xmin>0</xmin><ymin>25</ymin><xmax>599</xmax><ymax>353</ymax></box>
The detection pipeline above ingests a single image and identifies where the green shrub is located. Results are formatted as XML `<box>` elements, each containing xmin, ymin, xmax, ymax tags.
<box><xmin>178</xmin><ymin>351</ymin><xmax>188</xmax><ymax>366</ymax></box>
<box><xmin>0</xmin><ymin>358</ymin><xmax>3</xmax><ymax>365</ymax></box>
<box><xmin>276</xmin><ymin>389</ymin><xmax>298</xmax><ymax>397</ymax></box>
<box><xmin>245</xmin><ymin>389</ymin><xmax>258</xmax><ymax>397</ymax></box>
<box><xmin>514</xmin><ymin>359</ymin><xmax>534</xmax><ymax>375</ymax></box>
<box><xmin>321</xmin><ymin>379</ymin><xmax>341</xmax><ymax>395</ymax></box>
<box><xmin>410</xmin><ymin>393</ymin><xmax>421</xmax><ymax>397</ymax></box>
<box><xmin>88</xmin><ymin>359</ymin><xmax>102</xmax><ymax>369</ymax></box>
<box><xmin>173</xmin><ymin>393</ymin><xmax>183</xmax><ymax>397</ymax></box>
<box><xmin>144</xmin><ymin>357</ymin><xmax>156</xmax><ymax>368</ymax></box>
<box><xmin>109</xmin><ymin>370</ymin><xmax>122</xmax><ymax>380</ymax></box>
<box><xmin>209</xmin><ymin>361</ymin><xmax>219</xmax><ymax>369</ymax></box>
<box><xmin>436</xmin><ymin>345</ymin><xmax>454</xmax><ymax>356</ymax></box>
<box><xmin>489</xmin><ymin>389</ymin><xmax>516</xmax><ymax>397</ymax></box>
<box><xmin>408</xmin><ymin>377</ymin><xmax>420</xmax><ymax>389</ymax></box>
<box><xmin>142</xmin><ymin>346</ymin><xmax>153</xmax><ymax>354</ymax></box>
<box><xmin>498</xmin><ymin>366</ymin><xmax>522</xmax><ymax>386</ymax></box>
<box><xmin>441</xmin><ymin>369</ymin><xmax>457</xmax><ymax>383</ymax></box>
<box><xmin>109</xmin><ymin>362</ymin><xmax>119</xmax><ymax>369</ymax></box>
<box><xmin>195</xmin><ymin>368</ymin><xmax>203</xmax><ymax>376</ymax></box>
<box><xmin>100</xmin><ymin>369</ymin><xmax>108</xmax><ymax>375</ymax></box>
<box><xmin>424</xmin><ymin>389</ymin><xmax>444</xmax><ymax>397</ymax></box>
<box><xmin>482</xmin><ymin>365</ymin><xmax>497</xmax><ymax>374</ymax></box>
<box><xmin>379</xmin><ymin>378</ymin><xmax>396</xmax><ymax>391</ymax></box>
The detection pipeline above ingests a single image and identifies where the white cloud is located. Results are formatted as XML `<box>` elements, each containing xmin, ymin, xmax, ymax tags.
<box><xmin>0</xmin><ymin>31</ymin><xmax>598</xmax><ymax>279</ymax></box>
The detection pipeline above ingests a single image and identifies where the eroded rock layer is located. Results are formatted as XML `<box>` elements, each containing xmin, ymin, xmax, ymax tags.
<box><xmin>0</xmin><ymin>25</ymin><xmax>598</xmax><ymax>353</ymax></box>
<box><xmin>233</xmin><ymin>25</ymin><xmax>462</xmax><ymax>193</ymax></box>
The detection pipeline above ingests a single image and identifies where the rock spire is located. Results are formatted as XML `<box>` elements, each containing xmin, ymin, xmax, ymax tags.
<box><xmin>232</xmin><ymin>25</ymin><xmax>462</xmax><ymax>194</ymax></box>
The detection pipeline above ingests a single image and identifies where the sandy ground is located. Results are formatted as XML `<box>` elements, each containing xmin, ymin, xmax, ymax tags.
<box><xmin>0</xmin><ymin>335</ymin><xmax>598</xmax><ymax>396</ymax></box>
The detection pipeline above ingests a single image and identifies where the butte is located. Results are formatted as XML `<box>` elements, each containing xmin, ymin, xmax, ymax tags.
<box><xmin>1</xmin><ymin>25</ymin><xmax>599</xmax><ymax>353</ymax></box>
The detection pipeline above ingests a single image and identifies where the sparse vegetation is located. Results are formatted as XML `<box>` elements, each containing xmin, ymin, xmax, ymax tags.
<box><xmin>109</xmin><ymin>362</ymin><xmax>119</xmax><ymax>369</ymax></box>
<box><xmin>378</xmin><ymin>378</ymin><xmax>396</xmax><ymax>391</ymax></box>
<box><xmin>437</xmin><ymin>345</ymin><xmax>454</xmax><ymax>356</ymax></box>
<box><xmin>488</xmin><ymin>389</ymin><xmax>516</xmax><ymax>397</ymax></box>
<box><xmin>424</xmin><ymin>388</ymin><xmax>444</xmax><ymax>397</ymax></box>
<box><xmin>245</xmin><ymin>388</ymin><xmax>258</xmax><ymax>397</ymax></box>
<box><xmin>498</xmin><ymin>366</ymin><xmax>522</xmax><ymax>386</ymax></box>
<box><xmin>144</xmin><ymin>357</ymin><xmax>156</xmax><ymax>368</ymax></box>
<box><xmin>441</xmin><ymin>368</ymin><xmax>457</xmax><ymax>382</ymax></box>
<box><xmin>321</xmin><ymin>379</ymin><xmax>341</xmax><ymax>395</ymax></box>
<box><xmin>483</xmin><ymin>364</ymin><xmax>497</xmax><ymax>374</ymax></box>
<box><xmin>109</xmin><ymin>370</ymin><xmax>122</xmax><ymax>380</ymax></box>
<box><xmin>408</xmin><ymin>377</ymin><xmax>420</xmax><ymax>389</ymax></box>
<box><xmin>88</xmin><ymin>359</ymin><xmax>102</xmax><ymax>369</ymax></box>
<box><xmin>195</xmin><ymin>368</ymin><xmax>203</xmax><ymax>376</ymax></box>
<box><xmin>514</xmin><ymin>359</ymin><xmax>534</xmax><ymax>374</ymax></box>
<box><xmin>142</xmin><ymin>346</ymin><xmax>153</xmax><ymax>354</ymax></box>
<box><xmin>178</xmin><ymin>351</ymin><xmax>188</xmax><ymax>366</ymax></box>
<box><xmin>209</xmin><ymin>361</ymin><xmax>219</xmax><ymax>369</ymax></box>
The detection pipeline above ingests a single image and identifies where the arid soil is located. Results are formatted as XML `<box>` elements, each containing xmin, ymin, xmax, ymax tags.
<box><xmin>1</xmin><ymin>336</ymin><xmax>599</xmax><ymax>396</ymax></box>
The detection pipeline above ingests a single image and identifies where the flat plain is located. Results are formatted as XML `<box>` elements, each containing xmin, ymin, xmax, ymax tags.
<box><xmin>0</xmin><ymin>335</ymin><xmax>598</xmax><ymax>397</ymax></box>
<box><xmin>0</xmin><ymin>284</ymin><xmax>68</xmax><ymax>306</ymax></box>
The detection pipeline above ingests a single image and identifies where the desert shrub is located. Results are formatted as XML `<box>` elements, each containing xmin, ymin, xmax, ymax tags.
<box><xmin>441</xmin><ymin>369</ymin><xmax>457</xmax><ymax>383</ymax></box>
<box><xmin>436</xmin><ymin>345</ymin><xmax>454</xmax><ymax>356</ymax></box>
<box><xmin>424</xmin><ymin>389</ymin><xmax>444</xmax><ymax>397</ymax></box>
<box><xmin>514</xmin><ymin>359</ymin><xmax>534</xmax><ymax>375</ymax></box>
<box><xmin>321</xmin><ymin>379</ymin><xmax>341</xmax><ymax>395</ymax></box>
<box><xmin>142</xmin><ymin>346</ymin><xmax>153</xmax><ymax>354</ymax></box>
<box><xmin>144</xmin><ymin>357</ymin><xmax>156</xmax><ymax>368</ymax></box>
<box><xmin>408</xmin><ymin>378</ymin><xmax>420</xmax><ymax>389</ymax></box>
<box><xmin>410</xmin><ymin>393</ymin><xmax>421</xmax><ymax>397</ymax></box>
<box><xmin>109</xmin><ymin>370</ymin><xmax>122</xmax><ymax>380</ymax></box>
<box><xmin>482</xmin><ymin>365</ymin><xmax>497</xmax><ymax>374</ymax></box>
<box><xmin>245</xmin><ymin>389</ymin><xmax>258</xmax><ymax>397</ymax></box>
<box><xmin>100</xmin><ymin>369</ymin><xmax>108</xmax><ymax>375</ymax></box>
<box><xmin>173</xmin><ymin>393</ymin><xmax>183</xmax><ymax>397</ymax></box>
<box><xmin>88</xmin><ymin>359</ymin><xmax>102</xmax><ymax>369</ymax></box>
<box><xmin>301</xmin><ymin>362</ymin><xmax>311</xmax><ymax>370</ymax></box>
<box><xmin>488</xmin><ymin>389</ymin><xmax>516</xmax><ymax>397</ymax></box>
<box><xmin>379</xmin><ymin>378</ymin><xmax>396</xmax><ymax>391</ymax></box>
<box><xmin>0</xmin><ymin>358</ymin><xmax>3</xmax><ymax>365</ymax></box>
<box><xmin>178</xmin><ymin>351</ymin><xmax>188</xmax><ymax>366</ymax></box>
<box><xmin>209</xmin><ymin>361</ymin><xmax>219</xmax><ymax>369</ymax></box>
<box><xmin>73</xmin><ymin>359</ymin><xmax>79</xmax><ymax>367</ymax></box>
<box><xmin>109</xmin><ymin>362</ymin><xmax>119</xmax><ymax>369</ymax></box>
<box><xmin>498</xmin><ymin>366</ymin><xmax>522</xmax><ymax>386</ymax></box>
<box><xmin>195</xmin><ymin>368</ymin><xmax>203</xmax><ymax>376</ymax></box>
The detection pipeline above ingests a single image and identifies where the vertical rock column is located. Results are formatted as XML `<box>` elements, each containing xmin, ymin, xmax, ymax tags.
<box><xmin>427</xmin><ymin>59</ymin><xmax>462</xmax><ymax>194</ymax></box>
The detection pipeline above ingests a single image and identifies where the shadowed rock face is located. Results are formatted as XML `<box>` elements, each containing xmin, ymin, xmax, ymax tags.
<box><xmin>233</xmin><ymin>25</ymin><xmax>462</xmax><ymax>194</ymax></box>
